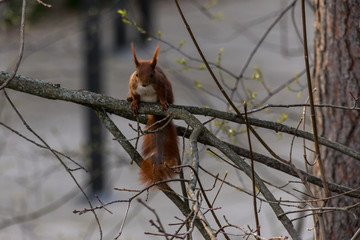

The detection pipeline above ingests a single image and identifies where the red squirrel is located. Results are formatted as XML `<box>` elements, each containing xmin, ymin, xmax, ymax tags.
<box><xmin>128</xmin><ymin>43</ymin><xmax>180</xmax><ymax>187</ymax></box>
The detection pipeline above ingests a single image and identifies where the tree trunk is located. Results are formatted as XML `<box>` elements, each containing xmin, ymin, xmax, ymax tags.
<box><xmin>313</xmin><ymin>0</ymin><xmax>360</xmax><ymax>239</ymax></box>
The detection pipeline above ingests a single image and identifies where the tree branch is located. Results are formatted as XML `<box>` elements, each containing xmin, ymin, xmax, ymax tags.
<box><xmin>1</xmin><ymin>71</ymin><xmax>359</xmax><ymax>200</ymax></box>
<box><xmin>177</xmin><ymin>126</ymin><xmax>360</xmax><ymax>199</ymax></box>
<box><xmin>1</xmin><ymin>71</ymin><xmax>358</xmax><ymax>162</ymax></box>
<box><xmin>95</xmin><ymin>109</ymin><xmax>213</xmax><ymax>240</ymax></box>
<box><xmin>0</xmin><ymin>0</ymin><xmax>26</xmax><ymax>90</ymax></box>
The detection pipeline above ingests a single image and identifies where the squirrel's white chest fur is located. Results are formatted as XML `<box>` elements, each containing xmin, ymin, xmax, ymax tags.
<box><xmin>135</xmin><ymin>84</ymin><xmax>158</xmax><ymax>102</ymax></box>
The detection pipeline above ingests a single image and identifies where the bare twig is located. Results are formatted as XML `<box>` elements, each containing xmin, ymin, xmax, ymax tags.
<box><xmin>0</xmin><ymin>182</ymin><xmax>88</xmax><ymax>230</ymax></box>
<box><xmin>114</xmin><ymin>201</ymin><xmax>131</xmax><ymax>239</ymax></box>
<box><xmin>95</xmin><ymin>109</ymin><xmax>213</xmax><ymax>240</ymax></box>
<box><xmin>247</xmin><ymin>102</ymin><xmax>360</xmax><ymax>115</ymax></box>
<box><xmin>210</xmin><ymin>171</ymin><xmax>227</xmax><ymax>210</ymax></box>
<box><xmin>301</xmin><ymin>0</ymin><xmax>328</xmax><ymax>238</ymax></box>
<box><xmin>234</xmin><ymin>0</ymin><xmax>297</xmax><ymax>100</ymax></box>
<box><xmin>350</xmin><ymin>226</ymin><xmax>360</xmax><ymax>240</ymax></box>
<box><xmin>301</xmin><ymin>0</ymin><xmax>329</xmax><ymax>200</ymax></box>
<box><xmin>176</xmin><ymin>164</ymin><xmax>228</xmax><ymax>240</ymax></box>
<box><xmin>3</xmin><ymin>90</ymin><xmax>103</xmax><ymax>239</ymax></box>
<box><xmin>174</xmin><ymin>0</ymin><xmax>291</xmax><ymax>169</ymax></box>
<box><xmin>236</xmin><ymin>0</ymin><xmax>297</xmax><ymax>80</ymax></box>
<box><xmin>0</xmin><ymin>0</ymin><xmax>26</xmax><ymax>90</ymax></box>
<box><xmin>194</xmin><ymin>118</ymin><xmax>301</xmax><ymax>239</ymax></box>
<box><xmin>244</xmin><ymin>102</ymin><xmax>261</xmax><ymax>236</ymax></box>
<box><xmin>0</xmin><ymin>121</ymin><xmax>87</xmax><ymax>172</ymax></box>
<box><xmin>36</xmin><ymin>0</ymin><xmax>52</xmax><ymax>7</ymax></box>
<box><xmin>137</xmin><ymin>198</ymin><xmax>171</xmax><ymax>240</ymax></box>
<box><xmin>95</xmin><ymin>194</ymin><xmax>113</xmax><ymax>214</ymax></box>
<box><xmin>215</xmin><ymin>216</ymin><xmax>289</xmax><ymax>240</ymax></box>
<box><xmin>278</xmin><ymin>201</ymin><xmax>360</xmax><ymax>218</ymax></box>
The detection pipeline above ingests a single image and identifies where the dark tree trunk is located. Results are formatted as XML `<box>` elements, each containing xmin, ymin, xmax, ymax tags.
<box><xmin>313</xmin><ymin>0</ymin><xmax>360</xmax><ymax>239</ymax></box>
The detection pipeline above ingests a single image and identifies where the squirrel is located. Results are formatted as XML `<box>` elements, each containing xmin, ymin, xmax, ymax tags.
<box><xmin>127</xmin><ymin>43</ymin><xmax>180</xmax><ymax>187</ymax></box>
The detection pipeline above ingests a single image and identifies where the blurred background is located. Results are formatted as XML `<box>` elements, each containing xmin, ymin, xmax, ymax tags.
<box><xmin>0</xmin><ymin>0</ymin><xmax>315</xmax><ymax>239</ymax></box>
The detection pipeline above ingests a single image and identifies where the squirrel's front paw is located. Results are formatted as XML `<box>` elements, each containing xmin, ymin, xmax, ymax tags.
<box><xmin>160</xmin><ymin>101</ymin><xmax>169</xmax><ymax>111</ymax></box>
<box><xmin>130</xmin><ymin>101</ymin><xmax>139</xmax><ymax>114</ymax></box>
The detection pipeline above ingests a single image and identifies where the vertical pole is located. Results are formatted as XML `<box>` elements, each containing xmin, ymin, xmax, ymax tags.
<box><xmin>84</xmin><ymin>0</ymin><xmax>104</xmax><ymax>194</ymax></box>
<box><xmin>139</xmin><ymin>0</ymin><xmax>152</xmax><ymax>44</ymax></box>
<box><xmin>114</xmin><ymin>0</ymin><xmax>127</xmax><ymax>50</ymax></box>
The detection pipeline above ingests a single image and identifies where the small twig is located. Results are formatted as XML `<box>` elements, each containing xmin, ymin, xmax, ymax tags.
<box><xmin>350</xmin><ymin>226</ymin><xmax>360</xmax><ymax>240</ymax></box>
<box><xmin>0</xmin><ymin>0</ymin><xmax>26</xmax><ymax>90</ymax></box>
<box><xmin>133</xmin><ymin>116</ymin><xmax>141</xmax><ymax>165</ymax></box>
<box><xmin>4</xmin><ymin>90</ymin><xmax>103</xmax><ymax>239</ymax></box>
<box><xmin>169</xmin><ymin>213</ymin><xmax>195</xmax><ymax>240</ymax></box>
<box><xmin>113</xmin><ymin>188</ymin><xmax>140</xmax><ymax>192</ymax></box>
<box><xmin>259</xmin><ymin>68</ymin><xmax>308</xmax><ymax>105</ymax></box>
<box><xmin>121</xmin><ymin>114</ymin><xmax>174</xmax><ymax>142</ymax></box>
<box><xmin>233</xmin><ymin>0</ymin><xmax>297</xmax><ymax>100</ymax></box>
<box><xmin>176</xmin><ymin>164</ymin><xmax>227</xmax><ymax>240</ymax></box>
<box><xmin>177</xmin><ymin>124</ymin><xmax>191</xmax><ymax>239</ymax></box>
<box><xmin>247</xmin><ymin>102</ymin><xmax>360</xmax><ymax>115</ymax></box>
<box><xmin>95</xmin><ymin>194</ymin><xmax>113</xmax><ymax>214</ymax></box>
<box><xmin>199</xmin><ymin>165</ymin><xmax>253</xmax><ymax>196</ymax></box>
<box><xmin>236</xmin><ymin>0</ymin><xmax>297</xmax><ymax>80</ymax></box>
<box><xmin>202</xmin><ymin>125</ymin><xmax>301</xmax><ymax>239</ymax></box>
<box><xmin>278</xmin><ymin>201</ymin><xmax>360</xmax><ymax>218</ymax></box>
<box><xmin>174</xmin><ymin>0</ymin><xmax>292</xmax><ymax>169</ymax></box>
<box><xmin>73</xmin><ymin>178</ymin><xmax>191</xmax><ymax>217</ymax></box>
<box><xmin>244</xmin><ymin>101</ymin><xmax>261</xmax><ymax>236</ymax></box>
<box><xmin>349</xmin><ymin>91</ymin><xmax>360</xmax><ymax>109</ymax></box>
<box><xmin>207</xmin><ymin>148</ymin><xmax>242</xmax><ymax>171</ymax></box>
<box><xmin>302</xmin><ymin>97</ymin><xmax>311</xmax><ymax>169</ymax></box>
<box><xmin>210</xmin><ymin>172</ymin><xmax>227</xmax><ymax>210</ymax></box>
<box><xmin>216</xmin><ymin>216</ymin><xmax>289</xmax><ymax>240</ymax></box>
<box><xmin>0</xmin><ymin>121</ymin><xmax>87</xmax><ymax>172</ymax></box>
<box><xmin>291</xmin><ymin>186</ymin><xmax>360</xmax><ymax>205</ymax></box>
<box><xmin>189</xmin><ymin>126</ymin><xmax>203</xmax><ymax>191</ymax></box>
<box><xmin>301</xmin><ymin>0</ymin><xmax>329</xmax><ymax>200</ymax></box>
<box><xmin>114</xmin><ymin>201</ymin><xmax>131</xmax><ymax>240</ymax></box>
<box><xmin>301</xmin><ymin>0</ymin><xmax>328</xmax><ymax>237</ymax></box>
<box><xmin>36</xmin><ymin>0</ymin><xmax>52</xmax><ymax>7</ymax></box>
<box><xmin>137</xmin><ymin>198</ymin><xmax>171</xmax><ymax>240</ymax></box>
<box><xmin>0</xmin><ymin>182</ymin><xmax>89</xmax><ymax>230</ymax></box>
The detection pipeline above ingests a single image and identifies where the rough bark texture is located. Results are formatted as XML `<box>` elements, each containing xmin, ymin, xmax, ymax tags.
<box><xmin>313</xmin><ymin>0</ymin><xmax>360</xmax><ymax>239</ymax></box>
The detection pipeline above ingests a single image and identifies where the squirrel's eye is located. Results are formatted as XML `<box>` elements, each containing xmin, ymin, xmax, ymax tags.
<box><xmin>136</xmin><ymin>73</ymin><xmax>138</xmax><ymax>77</ymax></box>
<box><xmin>150</xmin><ymin>73</ymin><xmax>154</xmax><ymax>78</ymax></box>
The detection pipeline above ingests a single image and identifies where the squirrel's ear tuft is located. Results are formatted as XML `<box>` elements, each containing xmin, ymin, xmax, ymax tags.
<box><xmin>131</xmin><ymin>42</ymin><xmax>140</xmax><ymax>67</ymax></box>
<box><xmin>151</xmin><ymin>43</ymin><xmax>160</xmax><ymax>69</ymax></box>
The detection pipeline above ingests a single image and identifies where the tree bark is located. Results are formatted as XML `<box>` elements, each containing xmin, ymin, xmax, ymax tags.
<box><xmin>313</xmin><ymin>0</ymin><xmax>360</xmax><ymax>239</ymax></box>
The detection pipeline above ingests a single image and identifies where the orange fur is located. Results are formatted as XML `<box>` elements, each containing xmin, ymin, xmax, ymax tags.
<box><xmin>128</xmin><ymin>43</ymin><xmax>179</xmax><ymax>188</ymax></box>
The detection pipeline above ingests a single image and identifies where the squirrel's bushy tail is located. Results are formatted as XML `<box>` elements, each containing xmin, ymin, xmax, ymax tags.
<box><xmin>139</xmin><ymin>115</ymin><xmax>180</xmax><ymax>188</ymax></box>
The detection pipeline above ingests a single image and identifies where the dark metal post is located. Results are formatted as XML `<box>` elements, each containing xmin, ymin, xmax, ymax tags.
<box><xmin>113</xmin><ymin>0</ymin><xmax>153</xmax><ymax>48</ymax></box>
<box><xmin>114</xmin><ymin>0</ymin><xmax>127</xmax><ymax>50</ymax></box>
<box><xmin>139</xmin><ymin>0</ymin><xmax>152</xmax><ymax>44</ymax></box>
<box><xmin>84</xmin><ymin>0</ymin><xmax>104</xmax><ymax>194</ymax></box>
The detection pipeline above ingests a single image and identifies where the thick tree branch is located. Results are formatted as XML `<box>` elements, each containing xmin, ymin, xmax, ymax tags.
<box><xmin>177</xmin><ymin>127</ymin><xmax>360</xmax><ymax>199</ymax></box>
<box><xmin>1</xmin><ymin>72</ymin><xmax>360</xmax><ymax>200</ymax></box>
<box><xmin>95</xmin><ymin>109</ymin><xmax>212</xmax><ymax>240</ymax></box>
<box><xmin>1</xmin><ymin>71</ymin><xmax>358</xmax><ymax>162</ymax></box>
